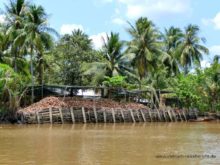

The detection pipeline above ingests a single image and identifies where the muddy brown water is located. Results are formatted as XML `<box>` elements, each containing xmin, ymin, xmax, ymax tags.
<box><xmin>0</xmin><ymin>123</ymin><xmax>219</xmax><ymax>165</ymax></box>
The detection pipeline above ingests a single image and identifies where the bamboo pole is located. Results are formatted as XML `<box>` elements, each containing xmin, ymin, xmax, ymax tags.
<box><xmin>49</xmin><ymin>107</ymin><xmax>53</xmax><ymax>124</ymax></box>
<box><xmin>129</xmin><ymin>109</ymin><xmax>135</xmax><ymax>123</ymax></box>
<box><xmin>59</xmin><ymin>108</ymin><xmax>64</xmax><ymax>124</ymax></box>
<box><xmin>82</xmin><ymin>107</ymin><xmax>86</xmax><ymax>123</ymax></box>
<box><xmin>70</xmin><ymin>107</ymin><xmax>75</xmax><ymax>123</ymax></box>
<box><xmin>111</xmin><ymin>108</ymin><xmax>116</xmax><ymax>123</ymax></box>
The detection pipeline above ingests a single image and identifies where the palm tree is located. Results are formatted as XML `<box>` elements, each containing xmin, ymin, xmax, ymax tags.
<box><xmin>5</xmin><ymin>0</ymin><xmax>27</xmax><ymax>72</ymax></box>
<box><xmin>102</xmin><ymin>32</ymin><xmax>127</xmax><ymax>77</ymax></box>
<box><xmin>15</xmin><ymin>4</ymin><xmax>57</xmax><ymax>102</ymax></box>
<box><xmin>127</xmin><ymin>17</ymin><xmax>161</xmax><ymax>88</ymax></box>
<box><xmin>177</xmin><ymin>24</ymin><xmax>209</xmax><ymax>74</ymax></box>
<box><xmin>83</xmin><ymin>32</ymin><xmax>130</xmax><ymax>85</ymax></box>
<box><xmin>162</xmin><ymin>26</ymin><xmax>183</xmax><ymax>75</ymax></box>
<box><xmin>0</xmin><ymin>25</ymin><xmax>10</xmax><ymax>62</ymax></box>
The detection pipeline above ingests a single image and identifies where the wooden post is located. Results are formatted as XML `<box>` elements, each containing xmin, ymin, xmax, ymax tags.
<box><xmin>21</xmin><ymin>113</ymin><xmax>24</xmax><ymax>123</ymax></box>
<box><xmin>93</xmin><ymin>106</ymin><xmax>98</xmax><ymax>123</ymax></box>
<box><xmin>49</xmin><ymin>107</ymin><xmax>53</xmax><ymax>124</ymax></box>
<box><xmin>70</xmin><ymin>107</ymin><xmax>75</xmax><ymax>123</ymax></box>
<box><xmin>171</xmin><ymin>110</ymin><xmax>177</xmax><ymax>122</ymax></box>
<box><xmin>36</xmin><ymin>111</ymin><xmax>40</xmax><ymax>124</ymax></box>
<box><xmin>163</xmin><ymin>111</ymin><xmax>167</xmax><ymax>122</ymax></box>
<box><xmin>156</xmin><ymin>109</ymin><xmax>162</xmax><ymax>121</ymax></box>
<box><xmin>129</xmin><ymin>109</ymin><xmax>135</xmax><ymax>123</ymax></box>
<box><xmin>136</xmin><ymin>110</ymin><xmax>140</xmax><ymax>121</ymax></box>
<box><xmin>82</xmin><ymin>107</ymin><xmax>86</xmax><ymax>123</ymax></box>
<box><xmin>103</xmin><ymin>109</ymin><xmax>107</xmax><ymax>123</ymax></box>
<box><xmin>111</xmin><ymin>108</ymin><xmax>116</xmax><ymax>123</ymax></box>
<box><xmin>120</xmin><ymin>109</ymin><xmax>125</xmax><ymax>122</ymax></box>
<box><xmin>140</xmin><ymin>110</ymin><xmax>146</xmax><ymax>122</ymax></box>
<box><xmin>182</xmin><ymin>110</ymin><xmax>187</xmax><ymax>121</ymax></box>
<box><xmin>149</xmin><ymin>110</ymin><xmax>152</xmax><ymax>122</ymax></box>
<box><xmin>178</xmin><ymin>111</ymin><xmax>183</xmax><ymax>122</ymax></box>
<box><xmin>59</xmin><ymin>108</ymin><xmax>64</xmax><ymax>124</ymax></box>
<box><xmin>167</xmin><ymin>109</ymin><xmax>173</xmax><ymax>122</ymax></box>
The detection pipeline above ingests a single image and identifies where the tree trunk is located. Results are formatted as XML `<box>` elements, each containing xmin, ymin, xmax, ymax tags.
<box><xmin>30</xmin><ymin>46</ymin><xmax>34</xmax><ymax>103</ymax></box>
<box><xmin>37</xmin><ymin>53</ymin><xmax>44</xmax><ymax>85</ymax></box>
<box><xmin>14</xmin><ymin>49</ymin><xmax>18</xmax><ymax>72</ymax></box>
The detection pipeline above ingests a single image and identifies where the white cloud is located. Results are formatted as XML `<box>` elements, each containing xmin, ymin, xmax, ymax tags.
<box><xmin>116</xmin><ymin>0</ymin><xmax>191</xmax><ymax>19</ymax></box>
<box><xmin>210</xmin><ymin>45</ymin><xmax>220</xmax><ymax>55</ymax></box>
<box><xmin>89</xmin><ymin>32</ymin><xmax>107</xmax><ymax>50</ymax></box>
<box><xmin>0</xmin><ymin>15</ymin><xmax>6</xmax><ymax>24</ymax></box>
<box><xmin>112</xmin><ymin>18</ymin><xmax>126</xmax><ymax>25</ymax></box>
<box><xmin>60</xmin><ymin>24</ymin><xmax>84</xmax><ymax>35</ymax></box>
<box><xmin>201</xmin><ymin>60</ymin><xmax>211</xmax><ymax>68</ymax></box>
<box><xmin>212</xmin><ymin>12</ymin><xmax>220</xmax><ymax>29</ymax></box>
<box><xmin>202</xmin><ymin>12</ymin><xmax>220</xmax><ymax>30</ymax></box>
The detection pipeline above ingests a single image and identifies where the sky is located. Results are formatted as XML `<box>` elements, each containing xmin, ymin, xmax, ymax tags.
<box><xmin>0</xmin><ymin>0</ymin><xmax>220</xmax><ymax>67</ymax></box>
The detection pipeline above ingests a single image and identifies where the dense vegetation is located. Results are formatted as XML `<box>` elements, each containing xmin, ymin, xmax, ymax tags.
<box><xmin>0</xmin><ymin>0</ymin><xmax>219</xmax><ymax>120</ymax></box>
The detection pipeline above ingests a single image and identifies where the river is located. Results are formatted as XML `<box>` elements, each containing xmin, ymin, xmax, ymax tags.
<box><xmin>0</xmin><ymin>123</ymin><xmax>219</xmax><ymax>165</ymax></box>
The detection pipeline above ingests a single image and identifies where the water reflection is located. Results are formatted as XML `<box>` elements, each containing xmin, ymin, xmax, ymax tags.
<box><xmin>0</xmin><ymin>123</ymin><xmax>219</xmax><ymax>165</ymax></box>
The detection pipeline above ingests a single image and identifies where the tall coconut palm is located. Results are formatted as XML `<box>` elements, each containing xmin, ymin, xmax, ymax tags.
<box><xmin>84</xmin><ymin>32</ymin><xmax>130</xmax><ymax>85</ymax></box>
<box><xmin>177</xmin><ymin>24</ymin><xmax>209</xmax><ymax>74</ymax></box>
<box><xmin>127</xmin><ymin>17</ymin><xmax>161</xmax><ymax>88</ymax></box>
<box><xmin>15</xmin><ymin>4</ymin><xmax>57</xmax><ymax>102</ymax></box>
<box><xmin>0</xmin><ymin>25</ymin><xmax>10</xmax><ymax>61</ymax></box>
<box><xmin>102</xmin><ymin>32</ymin><xmax>127</xmax><ymax>77</ymax></box>
<box><xmin>162</xmin><ymin>26</ymin><xmax>183</xmax><ymax>75</ymax></box>
<box><xmin>5</xmin><ymin>0</ymin><xmax>27</xmax><ymax>72</ymax></box>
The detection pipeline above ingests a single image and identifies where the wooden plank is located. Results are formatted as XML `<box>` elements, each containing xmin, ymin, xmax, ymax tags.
<box><xmin>70</xmin><ymin>107</ymin><xmax>75</xmax><ymax>123</ymax></box>
<box><xmin>103</xmin><ymin>109</ymin><xmax>107</xmax><ymax>123</ymax></box>
<box><xmin>59</xmin><ymin>108</ymin><xmax>64</xmax><ymax>124</ymax></box>
<box><xmin>49</xmin><ymin>107</ymin><xmax>53</xmax><ymax>124</ymax></box>
<box><xmin>82</xmin><ymin>107</ymin><xmax>86</xmax><ymax>123</ymax></box>
<box><xmin>129</xmin><ymin>109</ymin><xmax>135</xmax><ymax>123</ymax></box>
<box><xmin>120</xmin><ymin>109</ymin><xmax>125</xmax><ymax>122</ymax></box>
<box><xmin>111</xmin><ymin>108</ymin><xmax>116</xmax><ymax>123</ymax></box>
<box><xmin>93</xmin><ymin>106</ymin><xmax>98</xmax><ymax>123</ymax></box>
<box><xmin>140</xmin><ymin>110</ymin><xmax>146</xmax><ymax>122</ymax></box>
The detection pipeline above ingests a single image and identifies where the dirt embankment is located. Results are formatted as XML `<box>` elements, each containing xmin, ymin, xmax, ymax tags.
<box><xmin>18</xmin><ymin>96</ymin><xmax>147</xmax><ymax>114</ymax></box>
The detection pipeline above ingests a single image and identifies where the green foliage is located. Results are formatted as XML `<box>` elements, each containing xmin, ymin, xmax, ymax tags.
<box><xmin>103</xmin><ymin>76</ymin><xmax>127</xmax><ymax>88</ymax></box>
<box><xmin>0</xmin><ymin>63</ymin><xmax>28</xmax><ymax>112</ymax></box>
<box><xmin>0</xmin><ymin>0</ymin><xmax>216</xmax><ymax>115</ymax></box>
